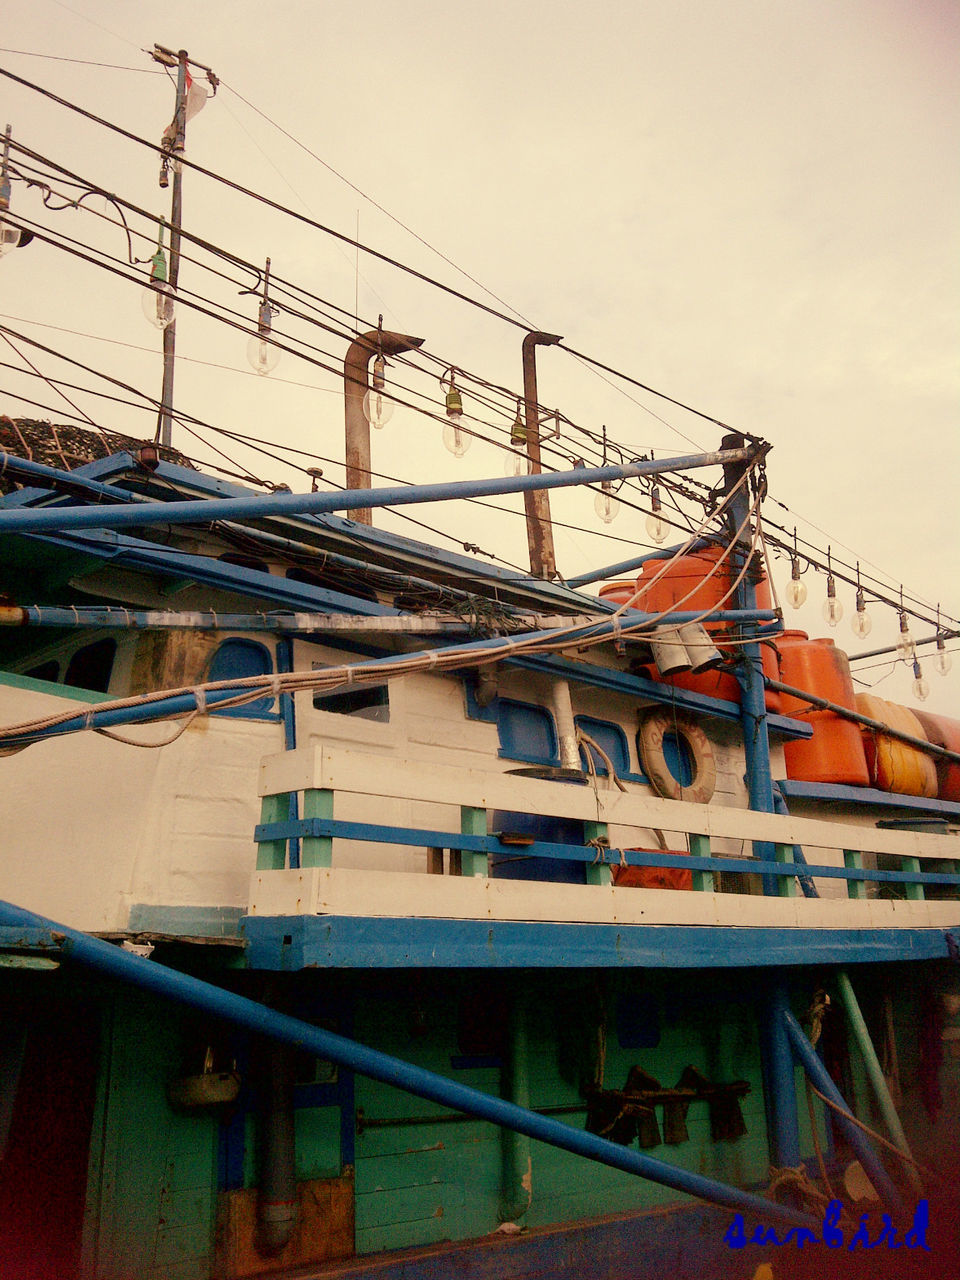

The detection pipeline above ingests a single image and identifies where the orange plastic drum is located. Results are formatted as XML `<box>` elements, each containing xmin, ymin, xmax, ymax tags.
<box><xmin>598</xmin><ymin>580</ymin><xmax>639</xmax><ymax>607</ymax></box>
<box><xmin>614</xmin><ymin>849</ymin><xmax>693</xmax><ymax>891</ymax></box>
<box><xmin>855</xmin><ymin>694</ymin><xmax>937</xmax><ymax>797</ymax></box>
<box><xmin>633</xmin><ymin>546</ymin><xmax>781</xmax><ymax>710</ymax></box>
<box><xmin>775</xmin><ymin>631</ymin><xmax>869</xmax><ymax>785</ymax></box>
<box><xmin>914</xmin><ymin>711</ymin><xmax>960</xmax><ymax>802</ymax></box>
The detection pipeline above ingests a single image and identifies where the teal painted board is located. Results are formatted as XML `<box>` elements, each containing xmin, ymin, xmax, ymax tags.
<box><xmin>86</xmin><ymin>993</ymin><xmax>217</xmax><ymax>1280</ymax></box>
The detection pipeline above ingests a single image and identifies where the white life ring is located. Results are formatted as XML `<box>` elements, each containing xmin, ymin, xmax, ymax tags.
<box><xmin>637</xmin><ymin>710</ymin><xmax>717</xmax><ymax>804</ymax></box>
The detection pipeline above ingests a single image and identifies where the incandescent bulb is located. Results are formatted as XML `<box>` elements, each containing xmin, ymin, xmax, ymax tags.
<box><xmin>246</xmin><ymin>335</ymin><xmax>280</xmax><ymax>375</ymax></box>
<box><xmin>442</xmin><ymin>422</ymin><xmax>470</xmax><ymax>457</ymax></box>
<box><xmin>645</xmin><ymin>512</ymin><xmax>667</xmax><ymax>544</ymax></box>
<box><xmin>785</xmin><ymin>576</ymin><xmax>807</xmax><ymax>610</ymax></box>
<box><xmin>896</xmin><ymin>612</ymin><xmax>915</xmax><ymax>662</ymax></box>
<box><xmin>504</xmin><ymin>449</ymin><xmax>530</xmax><ymax>477</ymax></box>
<box><xmin>594</xmin><ymin>484</ymin><xmax>620</xmax><ymax>525</ymax></box>
<box><xmin>141</xmin><ymin>281</ymin><xmax>175</xmax><ymax>329</ymax></box>
<box><xmin>912</xmin><ymin>659</ymin><xmax>930</xmax><ymax>702</ymax></box>
<box><xmin>936</xmin><ymin>638</ymin><xmax>952</xmax><ymax>677</ymax></box>
<box><xmin>362</xmin><ymin>389</ymin><xmax>394</xmax><ymax>429</ymax></box>
<box><xmin>851</xmin><ymin>590</ymin><xmax>872</xmax><ymax>639</ymax></box>
<box><xmin>851</xmin><ymin>608</ymin><xmax>872</xmax><ymax>639</ymax></box>
<box><xmin>822</xmin><ymin>575</ymin><xmax>842</xmax><ymax>627</ymax></box>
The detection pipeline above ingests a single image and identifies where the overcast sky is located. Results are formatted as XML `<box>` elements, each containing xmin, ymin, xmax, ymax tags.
<box><xmin>1</xmin><ymin>0</ymin><xmax>958</xmax><ymax>712</ymax></box>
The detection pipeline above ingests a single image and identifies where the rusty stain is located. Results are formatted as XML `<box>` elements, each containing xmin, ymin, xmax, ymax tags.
<box><xmin>404</xmin><ymin>1141</ymin><xmax>444</xmax><ymax>1154</ymax></box>
<box><xmin>433</xmin><ymin>1205</ymin><xmax>444</xmax><ymax>1218</ymax></box>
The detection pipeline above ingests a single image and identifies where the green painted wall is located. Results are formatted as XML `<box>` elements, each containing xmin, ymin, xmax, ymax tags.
<box><xmin>347</xmin><ymin>971</ymin><xmax>819</xmax><ymax>1255</ymax></box>
<box><xmin>83</xmin><ymin>992</ymin><xmax>218</xmax><ymax>1280</ymax></box>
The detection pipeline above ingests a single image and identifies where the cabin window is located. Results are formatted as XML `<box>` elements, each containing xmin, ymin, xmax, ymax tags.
<box><xmin>575</xmin><ymin>715</ymin><xmax>635</xmax><ymax>778</ymax></box>
<box><xmin>63</xmin><ymin>638</ymin><xmax>116</xmax><ymax>694</ymax></box>
<box><xmin>24</xmin><ymin>660</ymin><xmax>60</xmax><ymax>684</ymax></box>
<box><xmin>208</xmin><ymin>639</ymin><xmax>277</xmax><ymax>719</ymax></box>
<box><xmin>312</xmin><ymin>681</ymin><xmax>389</xmax><ymax>721</ymax></box>
<box><xmin>218</xmin><ymin>553</ymin><xmax>271</xmax><ymax>576</ymax></box>
<box><xmin>286</xmin><ymin>566</ymin><xmax>378</xmax><ymax>604</ymax></box>
<box><xmin>495</xmin><ymin>699</ymin><xmax>559</xmax><ymax>766</ymax></box>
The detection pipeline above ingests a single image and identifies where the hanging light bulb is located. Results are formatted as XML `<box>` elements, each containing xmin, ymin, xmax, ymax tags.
<box><xmin>785</xmin><ymin>557</ymin><xmax>807</xmax><ymax>609</ymax></box>
<box><xmin>935</xmin><ymin>633</ymin><xmax>953</xmax><ymax>677</ymax></box>
<box><xmin>503</xmin><ymin>398</ymin><xmax>530</xmax><ymax>475</ymax></box>
<box><xmin>912</xmin><ymin>657</ymin><xmax>930</xmax><ymax>702</ymax></box>
<box><xmin>362</xmin><ymin>354</ymin><xmax>395</xmax><ymax>428</ymax></box>
<box><xmin>245</xmin><ymin>258</ymin><xmax>280</xmax><ymax>375</ymax></box>
<box><xmin>141</xmin><ymin>234</ymin><xmax>174</xmax><ymax>329</ymax></box>
<box><xmin>851</xmin><ymin>585</ymin><xmax>872</xmax><ymax>639</ymax></box>
<box><xmin>822</xmin><ymin>574</ymin><xmax>843</xmax><ymax>627</ymax></box>
<box><xmin>594</xmin><ymin>480</ymin><xmax>620</xmax><ymax>525</ymax></box>
<box><xmin>645</xmin><ymin>485</ymin><xmax>667</xmax><ymax>544</ymax></box>
<box><xmin>440</xmin><ymin>369</ymin><xmax>470</xmax><ymax>457</ymax></box>
<box><xmin>896</xmin><ymin>610</ymin><xmax>915</xmax><ymax>662</ymax></box>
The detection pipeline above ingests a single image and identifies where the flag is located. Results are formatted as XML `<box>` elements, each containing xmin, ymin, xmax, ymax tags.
<box><xmin>162</xmin><ymin>69</ymin><xmax>208</xmax><ymax>147</ymax></box>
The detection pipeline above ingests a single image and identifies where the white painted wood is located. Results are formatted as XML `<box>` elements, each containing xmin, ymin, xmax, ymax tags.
<box><xmin>248</xmin><ymin>867</ymin><xmax>960</xmax><ymax>930</ymax></box>
<box><xmin>259</xmin><ymin>744</ymin><xmax>960</xmax><ymax>861</ymax></box>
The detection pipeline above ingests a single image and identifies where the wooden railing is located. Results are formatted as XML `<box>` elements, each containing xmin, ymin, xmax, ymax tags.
<box><xmin>250</xmin><ymin>745</ymin><xmax>960</xmax><ymax>927</ymax></box>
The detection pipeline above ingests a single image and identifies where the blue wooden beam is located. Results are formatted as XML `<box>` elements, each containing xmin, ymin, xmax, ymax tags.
<box><xmin>239</xmin><ymin>917</ymin><xmax>960</xmax><ymax>971</ymax></box>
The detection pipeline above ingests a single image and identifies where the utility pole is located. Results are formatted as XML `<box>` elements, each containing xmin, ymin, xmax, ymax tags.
<box><xmin>149</xmin><ymin>45</ymin><xmax>217</xmax><ymax>448</ymax></box>
<box><xmin>521</xmin><ymin>332</ymin><xmax>561</xmax><ymax>579</ymax></box>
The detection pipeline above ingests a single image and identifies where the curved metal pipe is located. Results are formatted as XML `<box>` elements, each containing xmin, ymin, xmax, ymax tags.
<box><xmin>343</xmin><ymin>328</ymin><xmax>424</xmax><ymax>525</ymax></box>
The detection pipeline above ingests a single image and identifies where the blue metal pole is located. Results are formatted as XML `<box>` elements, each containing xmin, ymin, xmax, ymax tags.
<box><xmin>0</xmin><ymin>898</ymin><xmax>815</xmax><ymax>1231</ymax></box>
<box><xmin>0</xmin><ymin>449</ymin><xmax>145</xmax><ymax>504</ymax></box>
<box><xmin>761</xmin><ymin>985</ymin><xmax>802</xmax><ymax>1169</ymax></box>
<box><xmin>0</xmin><ymin>446</ymin><xmax>755</xmax><ymax>535</ymax></box>
<box><xmin>781</xmin><ymin>1005</ymin><xmax>905</xmax><ymax>1213</ymax></box>
<box><xmin>565</xmin><ymin>538</ymin><xmax>714</xmax><ymax>589</ymax></box>
<box><xmin>0</xmin><ymin>608</ymin><xmax>779</xmax><ymax>749</ymax></box>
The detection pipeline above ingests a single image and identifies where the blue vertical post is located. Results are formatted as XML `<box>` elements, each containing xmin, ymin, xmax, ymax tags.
<box><xmin>759</xmin><ymin>983</ymin><xmax>801</xmax><ymax>1170</ymax></box>
<box><xmin>721</xmin><ymin>434</ymin><xmax>778</xmax><ymax>896</ymax></box>
<box><xmin>276</xmin><ymin>638</ymin><xmax>300</xmax><ymax>870</ymax></box>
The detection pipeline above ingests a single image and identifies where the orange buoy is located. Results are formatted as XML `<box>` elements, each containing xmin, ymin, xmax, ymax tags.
<box><xmin>914</xmin><ymin>710</ymin><xmax>960</xmax><ymax>802</ymax></box>
<box><xmin>775</xmin><ymin>631</ymin><xmax>870</xmax><ymax>785</ymax></box>
<box><xmin>633</xmin><ymin>546</ymin><xmax>780</xmax><ymax>710</ymax></box>
<box><xmin>855</xmin><ymin>694</ymin><xmax>937</xmax><ymax>797</ymax></box>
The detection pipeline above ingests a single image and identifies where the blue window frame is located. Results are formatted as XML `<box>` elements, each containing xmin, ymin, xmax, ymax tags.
<box><xmin>208</xmin><ymin>639</ymin><xmax>279</xmax><ymax>720</ymax></box>
<box><xmin>495</xmin><ymin>698</ymin><xmax>560</xmax><ymax>766</ymax></box>
<box><xmin>575</xmin><ymin>714</ymin><xmax>647</xmax><ymax>783</ymax></box>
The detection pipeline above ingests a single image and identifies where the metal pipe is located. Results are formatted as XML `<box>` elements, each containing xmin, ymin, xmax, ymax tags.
<box><xmin>548</xmin><ymin>679</ymin><xmax>581</xmax><ymax>771</ymax></box>
<box><xmin>0</xmin><ymin>899</ymin><xmax>816</xmax><ymax>1232</ymax></box>
<box><xmin>834</xmin><ymin>970</ymin><xmax>923</xmax><ymax>1197</ymax></box>
<box><xmin>565</xmin><ymin>539</ymin><xmax>715</xmax><ymax>590</ymax></box>
<box><xmin>521</xmin><ymin>332</ymin><xmax>562</xmax><ymax>578</ymax></box>
<box><xmin>849</xmin><ymin>631</ymin><xmax>959</xmax><ymax>663</ymax></box>
<box><xmin>0</xmin><ymin>448</ymin><xmax>147</xmax><ymax>503</ymax></box>
<box><xmin>764</xmin><ymin>677</ymin><xmax>960</xmax><ymax>767</ymax></box>
<box><xmin>0</xmin><ymin>446</ymin><xmax>757</xmax><ymax>536</ymax></box>
<box><xmin>343</xmin><ymin>328</ymin><xmax>424</xmax><ymax>525</ymax></box>
<box><xmin>781</xmin><ymin>1005</ymin><xmax>904</xmax><ymax>1213</ymax></box>
<box><xmin>257</xmin><ymin>1039</ymin><xmax>297</xmax><ymax>1254</ymax></box>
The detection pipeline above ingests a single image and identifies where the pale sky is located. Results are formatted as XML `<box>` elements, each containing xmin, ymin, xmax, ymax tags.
<box><xmin>1</xmin><ymin>0</ymin><xmax>958</xmax><ymax>712</ymax></box>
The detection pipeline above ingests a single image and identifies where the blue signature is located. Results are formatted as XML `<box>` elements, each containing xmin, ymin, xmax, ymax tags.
<box><xmin>724</xmin><ymin>1199</ymin><xmax>930</xmax><ymax>1251</ymax></box>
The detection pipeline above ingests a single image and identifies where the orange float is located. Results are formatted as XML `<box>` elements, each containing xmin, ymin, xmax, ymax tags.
<box><xmin>855</xmin><ymin>694</ymin><xmax>937</xmax><ymax>797</ymax></box>
<box><xmin>598</xmin><ymin>580</ymin><xmax>639</xmax><ymax>607</ymax></box>
<box><xmin>775</xmin><ymin>631</ymin><xmax>869</xmax><ymax>785</ymax></box>
<box><xmin>631</xmin><ymin>546</ymin><xmax>781</xmax><ymax>710</ymax></box>
<box><xmin>914</xmin><ymin>710</ymin><xmax>960</xmax><ymax>802</ymax></box>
